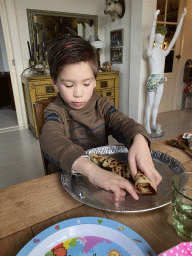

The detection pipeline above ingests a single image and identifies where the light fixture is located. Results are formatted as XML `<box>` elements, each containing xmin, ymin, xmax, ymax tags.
<box><xmin>90</xmin><ymin>38</ymin><xmax>105</xmax><ymax>71</ymax></box>
<box><xmin>91</xmin><ymin>40</ymin><xmax>105</xmax><ymax>49</ymax></box>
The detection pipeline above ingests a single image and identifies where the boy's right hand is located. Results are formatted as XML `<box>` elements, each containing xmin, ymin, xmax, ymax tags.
<box><xmin>73</xmin><ymin>157</ymin><xmax>139</xmax><ymax>201</ymax></box>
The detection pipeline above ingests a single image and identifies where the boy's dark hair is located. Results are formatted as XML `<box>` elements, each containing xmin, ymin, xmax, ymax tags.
<box><xmin>47</xmin><ymin>35</ymin><xmax>99</xmax><ymax>82</ymax></box>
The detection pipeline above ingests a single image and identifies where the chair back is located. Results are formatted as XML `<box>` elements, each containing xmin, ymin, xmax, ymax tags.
<box><xmin>34</xmin><ymin>96</ymin><xmax>57</xmax><ymax>137</ymax></box>
<box><xmin>33</xmin><ymin>96</ymin><xmax>57</xmax><ymax>175</ymax></box>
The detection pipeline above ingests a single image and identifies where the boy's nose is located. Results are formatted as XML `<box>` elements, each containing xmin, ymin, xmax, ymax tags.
<box><xmin>74</xmin><ymin>86</ymin><xmax>83</xmax><ymax>97</ymax></box>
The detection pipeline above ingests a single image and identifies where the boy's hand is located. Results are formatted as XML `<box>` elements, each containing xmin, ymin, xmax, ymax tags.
<box><xmin>73</xmin><ymin>157</ymin><xmax>139</xmax><ymax>201</ymax></box>
<box><xmin>128</xmin><ymin>134</ymin><xmax>162</xmax><ymax>191</ymax></box>
<box><xmin>87</xmin><ymin>165</ymin><xmax>139</xmax><ymax>201</ymax></box>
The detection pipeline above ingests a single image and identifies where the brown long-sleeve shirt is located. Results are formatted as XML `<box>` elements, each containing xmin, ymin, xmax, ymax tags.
<box><xmin>39</xmin><ymin>91</ymin><xmax>150</xmax><ymax>172</ymax></box>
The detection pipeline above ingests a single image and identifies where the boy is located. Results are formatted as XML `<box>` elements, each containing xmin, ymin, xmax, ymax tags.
<box><xmin>40</xmin><ymin>35</ymin><xmax>162</xmax><ymax>201</ymax></box>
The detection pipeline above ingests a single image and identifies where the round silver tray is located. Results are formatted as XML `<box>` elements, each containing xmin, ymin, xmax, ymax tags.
<box><xmin>61</xmin><ymin>145</ymin><xmax>186</xmax><ymax>213</ymax></box>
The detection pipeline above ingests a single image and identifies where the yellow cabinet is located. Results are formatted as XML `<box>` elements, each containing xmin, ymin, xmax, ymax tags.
<box><xmin>22</xmin><ymin>71</ymin><xmax>119</xmax><ymax>138</ymax></box>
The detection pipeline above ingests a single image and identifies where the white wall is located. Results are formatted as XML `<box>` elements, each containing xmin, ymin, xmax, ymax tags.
<box><xmin>0</xmin><ymin>18</ymin><xmax>9</xmax><ymax>72</ymax></box>
<box><xmin>0</xmin><ymin>47</ymin><xmax>3</xmax><ymax>72</ymax></box>
<box><xmin>174</xmin><ymin>0</ymin><xmax>192</xmax><ymax>109</ymax></box>
<box><xmin>128</xmin><ymin>0</ymin><xmax>157</xmax><ymax>123</ymax></box>
<box><xmin>129</xmin><ymin>0</ymin><xmax>144</xmax><ymax>122</ymax></box>
<box><xmin>103</xmin><ymin>0</ymin><xmax>132</xmax><ymax>115</ymax></box>
<box><xmin>139</xmin><ymin>0</ymin><xmax>157</xmax><ymax>123</ymax></box>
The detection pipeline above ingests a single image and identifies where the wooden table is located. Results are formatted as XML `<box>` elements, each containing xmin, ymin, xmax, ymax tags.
<box><xmin>1</xmin><ymin>134</ymin><xmax>192</xmax><ymax>256</ymax></box>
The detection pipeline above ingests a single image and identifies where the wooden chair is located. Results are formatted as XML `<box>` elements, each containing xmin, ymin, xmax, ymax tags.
<box><xmin>33</xmin><ymin>96</ymin><xmax>57</xmax><ymax>175</ymax></box>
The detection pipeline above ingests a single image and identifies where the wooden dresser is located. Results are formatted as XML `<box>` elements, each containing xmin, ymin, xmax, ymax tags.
<box><xmin>22</xmin><ymin>71</ymin><xmax>119</xmax><ymax>138</ymax></box>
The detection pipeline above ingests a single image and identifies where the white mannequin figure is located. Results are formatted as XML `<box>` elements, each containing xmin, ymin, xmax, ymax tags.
<box><xmin>144</xmin><ymin>8</ymin><xmax>187</xmax><ymax>135</ymax></box>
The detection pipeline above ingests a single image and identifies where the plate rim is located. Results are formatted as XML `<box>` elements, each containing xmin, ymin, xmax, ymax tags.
<box><xmin>61</xmin><ymin>146</ymin><xmax>186</xmax><ymax>213</ymax></box>
<box><xmin>16</xmin><ymin>216</ymin><xmax>157</xmax><ymax>256</ymax></box>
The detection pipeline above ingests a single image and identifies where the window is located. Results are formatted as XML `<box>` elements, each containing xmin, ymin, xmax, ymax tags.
<box><xmin>156</xmin><ymin>0</ymin><xmax>180</xmax><ymax>73</ymax></box>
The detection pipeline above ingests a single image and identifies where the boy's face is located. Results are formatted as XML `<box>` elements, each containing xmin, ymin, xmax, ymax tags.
<box><xmin>53</xmin><ymin>62</ymin><xmax>96</xmax><ymax>110</ymax></box>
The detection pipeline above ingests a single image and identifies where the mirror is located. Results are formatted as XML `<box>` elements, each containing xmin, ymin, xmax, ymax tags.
<box><xmin>27</xmin><ymin>9</ymin><xmax>98</xmax><ymax>63</ymax></box>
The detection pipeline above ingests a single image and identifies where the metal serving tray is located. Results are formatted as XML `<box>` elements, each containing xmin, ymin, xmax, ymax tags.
<box><xmin>61</xmin><ymin>145</ymin><xmax>186</xmax><ymax>213</ymax></box>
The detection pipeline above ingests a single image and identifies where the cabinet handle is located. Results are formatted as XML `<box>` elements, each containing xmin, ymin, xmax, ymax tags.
<box><xmin>100</xmin><ymin>81</ymin><xmax>108</xmax><ymax>88</ymax></box>
<box><xmin>176</xmin><ymin>54</ymin><xmax>181</xmax><ymax>59</ymax></box>
<box><xmin>106</xmin><ymin>91</ymin><xmax>111</xmax><ymax>96</ymax></box>
<box><xmin>46</xmin><ymin>86</ymin><xmax>55</xmax><ymax>93</ymax></box>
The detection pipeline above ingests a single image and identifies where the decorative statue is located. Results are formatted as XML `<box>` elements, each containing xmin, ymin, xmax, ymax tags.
<box><xmin>144</xmin><ymin>8</ymin><xmax>187</xmax><ymax>135</ymax></box>
<box><xmin>102</xmin><ymin>61</ymin><xmax>112</xmax><ymax>72</ymax></box>
<box><xmin>104</xmin><ymin>0</ymin><xmax>125</xmax><ymax>22</ymax></box>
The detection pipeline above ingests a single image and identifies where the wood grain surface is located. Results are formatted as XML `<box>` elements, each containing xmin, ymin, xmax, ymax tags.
<box><xmin>0</xmin><ymin>173</ymin><xmax>82</xmax><ymax>239</ymax></box>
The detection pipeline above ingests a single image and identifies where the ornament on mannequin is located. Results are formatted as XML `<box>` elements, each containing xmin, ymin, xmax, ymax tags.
<box><xmin>144</xmin><ymin>8</ymin><xmax>187</xmax><ymax>137</ymax></box>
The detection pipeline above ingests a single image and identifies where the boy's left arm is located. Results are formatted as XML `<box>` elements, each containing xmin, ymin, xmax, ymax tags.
<box><xmin>128</xmin><ymin>134</ymin><xmax>162</xmax><ymax>190</ymax></box>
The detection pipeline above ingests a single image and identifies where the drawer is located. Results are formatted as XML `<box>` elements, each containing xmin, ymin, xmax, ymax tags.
<box><xmin>35</xmin><ymin>85</ymin><xmax>55</xmax><ymax>95</ymax></box>
<box><xmin>36</xmin><ymin>96</ymin><xmax>50</xmax><ymax>101</ymax></box>
<box><xmin>32</xmin><ymin>79</ymin><xmax>53</xmax><ymax>86</ymax></box>
<box><xmin>102</xmin><ymin>90</ymin><xmax>115</xmax><ymax>97</ymax></box>
<box><xmin>96</xmin><ymin>79</ymin><xmax>114</xmax><ymax>89</ymax></box>
<box><xmin>36</xmin><ymin>90</ymin><xmax>58</xmax><ymax>100</ymax></box>
<box><xmin>36</xmin><ymin>92</ymin><xmax>57</xmax><ymax>101</ymax></box>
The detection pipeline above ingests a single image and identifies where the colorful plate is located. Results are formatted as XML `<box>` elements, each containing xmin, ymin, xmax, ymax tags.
<box><xmin>16</xmin><ymin>217</ymin><xmax>157</xmax><ymax>256</ymax></box>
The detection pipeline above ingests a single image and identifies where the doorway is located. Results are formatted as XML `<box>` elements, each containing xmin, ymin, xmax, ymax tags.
<box><xmin>0</xmin><ymin>17</ymin><xmax>18</xmax><ymax>130</ymax></box>
<box><xmin>156</xmin><ymin>0</ymin><xmax>184</xmax><ymax>113</ymax></box>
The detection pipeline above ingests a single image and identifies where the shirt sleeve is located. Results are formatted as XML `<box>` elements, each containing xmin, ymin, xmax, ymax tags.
<box><xmin>39</xmin><ymin>106</ymin><xmax>87</xmax><ymax>173</ymax></box>
<box><xmin>99</xmin><ymin>97</ymin><xmax>151</xmax><ymax>149</ymax></box>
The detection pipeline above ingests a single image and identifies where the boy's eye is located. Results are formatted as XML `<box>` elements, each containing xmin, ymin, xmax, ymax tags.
<box><xmin>65</xmin><ymin>84</ymin><xmax>73</xmax><ymax>88</ymax></box>
<box><xmin>84</xmin><ymin>84</ymin><xmax>90</xmax><ymax>87</ymax></box>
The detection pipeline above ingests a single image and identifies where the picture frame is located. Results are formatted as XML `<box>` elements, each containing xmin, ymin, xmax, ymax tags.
<box><xmin>110</xmin><ymin>29</ymin><xmax>123</xmax><ymax>47</ymax></box>
<box><xmin>110</xmin><ymin>47</ymin><xmax>123</xmax><ymax>64</ymax></box>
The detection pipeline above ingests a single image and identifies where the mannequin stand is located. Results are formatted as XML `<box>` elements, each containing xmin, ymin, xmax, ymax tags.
<box><xmin>149</xmin><ymin>130</ymin><xmax>164</xmax><ymax>138</ymax></box>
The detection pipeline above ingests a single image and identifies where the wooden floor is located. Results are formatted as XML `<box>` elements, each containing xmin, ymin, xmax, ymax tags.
<box><xmin>0</xmin><ymin>107</ymin><xmax>192</xmax><ymax>190</ymax></box>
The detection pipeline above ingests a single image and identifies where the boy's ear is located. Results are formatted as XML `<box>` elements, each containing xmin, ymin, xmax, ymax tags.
<box><xmin>52</xmin><ymin>79</ymin><xmax>58</xmax><ymax>90</ymax></box>
<box><xmin>93</xmin><ymin>80</ymin><xmax>96</xmax><ymax>88</ymax></box>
